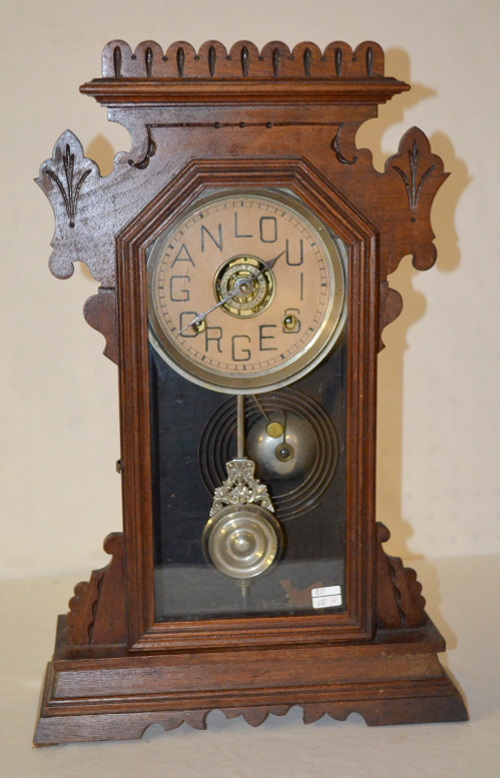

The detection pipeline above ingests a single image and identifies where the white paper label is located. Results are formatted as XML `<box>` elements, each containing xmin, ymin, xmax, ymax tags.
<box><xmin>311</xmin><ymin>585</ymin><xmax>342</xmax><ymax>609</ymax></box>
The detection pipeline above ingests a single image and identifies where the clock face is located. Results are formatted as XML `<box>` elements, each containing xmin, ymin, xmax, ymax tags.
<box><xmin>147</xmin><ymin>189</ymin><xmax>346</xmax><ymax>393</ymax></box>
<box><xmin>147</xmin><ymin>187</ymin><xmax>349</xmax><ymax>621</ymax></box>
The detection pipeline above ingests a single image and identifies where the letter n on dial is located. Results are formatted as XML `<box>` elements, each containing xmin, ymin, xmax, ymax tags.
<box><xmin>147</xmin><ymin>189</ymin><xmax>346</xmax><ymax>394</ymax></box>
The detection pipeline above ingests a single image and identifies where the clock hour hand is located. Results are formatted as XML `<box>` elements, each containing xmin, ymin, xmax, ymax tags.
<box><xmin>178</xmin><ymin>283</ymin><xmax>246</xmax><ymax>334</ymax></box>
<box><xmin>179</xmin><ymin>249</ymin><xmax>286</xmax><ymax>335</ymax></box>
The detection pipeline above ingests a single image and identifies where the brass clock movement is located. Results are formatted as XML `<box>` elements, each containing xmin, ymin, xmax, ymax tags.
<box><xmin>34</xmin><ymin>40</ymin><xmax>467</xmax><ymax>744</ymax></box>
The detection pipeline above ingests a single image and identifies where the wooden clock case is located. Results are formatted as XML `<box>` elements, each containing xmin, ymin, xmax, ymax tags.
<box><xmin>34</xmin><ymin>40</ymin><xmax>467</xmax><ymax>744</ymax></box>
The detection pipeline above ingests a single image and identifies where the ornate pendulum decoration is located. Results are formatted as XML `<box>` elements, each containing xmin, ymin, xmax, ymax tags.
<box><xmin>209</xmin><ymin>457</ymin><xmax>274</xmax><ymax>517</ymax></box>
<box><xmin>34</xmin><ymin>39</ymin><xmax>467</xmax><ymax>746</ymax></box>
<box><xmin>204</xmin><ymin>396</ymin><xmax>283</xmax><ymax>593</ymax></box>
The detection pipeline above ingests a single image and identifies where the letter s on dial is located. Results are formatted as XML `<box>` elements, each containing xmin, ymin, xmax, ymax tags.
<box><xmin>147</xmin><ymin>189</ymin><xmax>347</xmax><ymax>393</ymax></box>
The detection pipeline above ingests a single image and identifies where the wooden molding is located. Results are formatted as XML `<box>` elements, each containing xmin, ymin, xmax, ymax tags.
<box><xmin>65</xmin><ymin>533</ymin><xmax>127</xmax><ymax>646</ymax></box>
<box><xmin>376</xmin><ymin>523</ymin><xmax>427</xmax><ymax>630</ymax></box>
<box><xmin>97</xmin><ymin>40</ymin><xmax>388</xmax><ymax>80</ymax></box>
<box><xmin>35</xmin><ymin>39</ymin><xmax>464</xmax><ymax>742</ymax></box>
<box><xmin>115</xmin><ymin>157</ymin><xmax>377</xmax><ymax>650</ymax></box>
<box><xmin>35</xmin><ymin>618</ymin><xmax>467</xmax><ymax>745</ymax></box>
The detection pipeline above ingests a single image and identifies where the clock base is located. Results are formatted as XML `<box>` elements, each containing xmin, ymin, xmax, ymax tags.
<box><xmin>34</xmin><ymin>617</ymin><xmax>467</xmax><ymax>745</ymax></box>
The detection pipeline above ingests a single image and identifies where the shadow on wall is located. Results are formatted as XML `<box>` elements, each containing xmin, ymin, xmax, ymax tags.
<box><xmin>86</xmin><ymin>132</ymin><xmax>126</xmax><ymax>178</ymax></box>
<box><xmin>83</xmin><ymin>48</ymin><xmax>471</xmax><ymax>568</ymax></box>
<box><xmin>357</xmin><ymin>47</ymin><xmax>470</xmax><ymax>562</ymax></box>
<box><xmin>77</xmin><ymin>133</ymin><xmax>128</xmax><ymax>284</ymax></box>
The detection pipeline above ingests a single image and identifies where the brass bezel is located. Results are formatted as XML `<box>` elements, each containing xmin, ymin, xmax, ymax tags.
<box><xmin>147</xmin><ymin>188</ymin><xmax>347</xmax><ymax>394</ymax></box>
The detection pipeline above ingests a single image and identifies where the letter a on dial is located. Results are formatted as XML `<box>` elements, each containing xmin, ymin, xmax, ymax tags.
<box><xmin>148</xmin><ymin>189</ymin><xmax>346</xmax><ymax>393</ymax></box>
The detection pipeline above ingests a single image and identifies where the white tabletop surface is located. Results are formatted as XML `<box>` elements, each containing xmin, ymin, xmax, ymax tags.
<box><xmin>1</xmin><ymin>555</ymin><xmax>498</xmax><ymax>777</ymax></box>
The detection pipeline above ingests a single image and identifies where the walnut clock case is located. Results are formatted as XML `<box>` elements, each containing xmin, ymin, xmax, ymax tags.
<box><xmin>34</xmin><ymin>40</ymin><xmax>467</xmax><ymax>745</ymax></box>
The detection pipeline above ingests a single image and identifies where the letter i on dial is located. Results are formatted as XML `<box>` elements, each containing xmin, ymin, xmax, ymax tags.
<box><xmin>147</xmin><ymin>189</ymin><xmax>346</xmax><ymax>392</ymax></box>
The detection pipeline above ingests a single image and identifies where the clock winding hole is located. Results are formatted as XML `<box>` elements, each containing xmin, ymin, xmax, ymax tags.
<box><xmin>214</xmin><ymin>255</ymin><xmax>275</xmax><ymax>318</ymax></box>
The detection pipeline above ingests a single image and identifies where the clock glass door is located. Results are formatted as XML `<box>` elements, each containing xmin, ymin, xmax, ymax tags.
<box><xmin>146</xmin><ymin>189</ymin><xmax>349</xmax><ymax>621</ymax></box>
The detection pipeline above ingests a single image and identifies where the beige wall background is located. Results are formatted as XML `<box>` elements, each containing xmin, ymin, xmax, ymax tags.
<box><xmin>1</xmin><ymin>0</ymin><xmax>498</xmax><ymax>579</ymax></box>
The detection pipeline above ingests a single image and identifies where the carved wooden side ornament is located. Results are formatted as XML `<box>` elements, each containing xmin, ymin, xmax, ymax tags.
<box><xmin>34</xmin><ymin>40</ymin><xmax>467</xmax><ymax>746</ymax></box>
<box><xmin>376</xmin><ymin>523</ymin><xmax>427</xmax><ymax>629</ymax></box>
<box><xmin>65</xmin><ymin>533</ymin><xmax>126</xmax><ymax>645</ymax></box>
<box><xmin>37</xmin><ymin>42</ymin><xmax>447</xmax><ymax>360</ymax></box>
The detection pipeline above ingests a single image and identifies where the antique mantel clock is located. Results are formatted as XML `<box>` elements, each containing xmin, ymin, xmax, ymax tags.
<box><xmin>34</xmin><ymin>39</ymin><xmax>467</xmax><ymax>744</ymax></box>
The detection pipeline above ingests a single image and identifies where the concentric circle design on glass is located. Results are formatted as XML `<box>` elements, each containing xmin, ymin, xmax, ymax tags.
<box><xmin>199</xmin><ymin>389</ymin><xmax>339</xmax><ymax>520</ymax></box>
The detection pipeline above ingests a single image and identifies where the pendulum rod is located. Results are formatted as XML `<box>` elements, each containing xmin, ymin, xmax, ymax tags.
<box><xmin>237</xmin><ymin>394</ymin><xmax>246</xmax><ymax>458</ymax></box>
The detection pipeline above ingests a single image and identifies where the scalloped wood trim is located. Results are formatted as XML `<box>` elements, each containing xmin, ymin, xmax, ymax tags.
<box><xmin>378</xmin><ymin>127</ymin><xmax>449</xmax><ymax>346</ymax></box>
<box><xmin>65</xmin><ymin>533</ymin><xmax>126</xmax><ymax>645</ymax></box>
<box><xmin>384</xmin><ymin>126</ymin><xmax>449</xmax><ymax>276</ymax></box>
<box><xmin>376</xmin><ymin>523</ymin><xmax>427</xmax><ymax>629</ymax></box>
<box><xmin>34</xmin><ymin>673</ymin><xmax>467</xmax><ymax>744</ymax></box>
<box><xmin>100</xmin><ymin>40</ymin><xmax>386</xmax><ymax>80</ymax></box>
<box><xmin>83</xmin><ymin>288</ymin><xmax>118</xmax><ymax>364</ymax></box>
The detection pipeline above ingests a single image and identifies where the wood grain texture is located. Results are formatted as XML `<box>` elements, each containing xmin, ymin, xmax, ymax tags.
<box><xmin>65</xmin><ymin>533</ymin><xmax>126</xmax><ymax>645</ymax></box>
<box><xmin>36</xmin><ymin>43</ymin><xmax>444</xmax><ymax>355</ymax></box>
<box><xmin>98</xmin><ymin>40</ymin><xmax>386</xmax><ymax>79</ymax></box>
<box><xmin>34</xmin><ymin>39</ymin><xmax>464</xmax><ymax>743</ymax></box>
<box><xmin>34</xmin><ymin>619</ymin><xmax>467</xmax><ymax>745</ymax></box>
<box><xmin>83</xmin><ymin>289</ymin><xmax>118</xmax><ymax>364</ymax></box>
<box><xmin>115</xmin><ymin>156</ymin><xmax>376</xmax><ymax>651</ymax></box>
<box><xmin>376</xmin><ymin>523</ymin><xmax>427</xmax><ymax>630</ymax></box>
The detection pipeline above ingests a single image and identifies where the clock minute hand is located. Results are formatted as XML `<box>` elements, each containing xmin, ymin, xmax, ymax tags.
<box><xmin>259</xmin><ymin>248</ymin><xmax>286</xmax><ymax>272</ymax></box>
<box><xmin>223</xmin><ymin>248</ymin><xmax>286</xmax><ymax>289</ymax></box>
<box><xmin>178</xmin><ymin>249</ymin><xmax>287</xmax><ymax>335</ymax></box>
<box><xmin>237</xmin><ymin>248</ymin><xmax>286</xmax><ymax>286</ymax></box>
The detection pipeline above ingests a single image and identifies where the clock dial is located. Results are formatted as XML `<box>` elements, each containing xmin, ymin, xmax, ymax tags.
<box><xmin>35</xmin><ymin>40</ymin><xmax>467</xmax><ymax>746</ymax></box>
<box><xmin>147</xmin><ymin>190</ymin><xmax>346</xmax><ymax>393</ymax></box>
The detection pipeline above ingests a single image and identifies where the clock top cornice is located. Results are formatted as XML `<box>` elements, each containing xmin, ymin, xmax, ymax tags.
<box><xmin>80</xmin><ymin>39</ymin><xmax>409</xmax><ymax>106</ymax></box>
<box><xmin>35</xmin><ymin>38</ymin><xmax>467</xmax><ymax>744</ymax></box>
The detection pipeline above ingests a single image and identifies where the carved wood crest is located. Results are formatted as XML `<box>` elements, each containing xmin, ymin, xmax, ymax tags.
<box><xmin>37</xmin><ymin>39</ymin><xmax>447</xmax><ymax>363</ymax></box>
<box><xmin>37</xmin><ymin>39</ymin><xmax>447</xmax><ymax>647</ymax></box>
<box><xmin>34</xmin><ymin>42</ymin><xmax>469</xmax><ymax>744</ymax></box>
